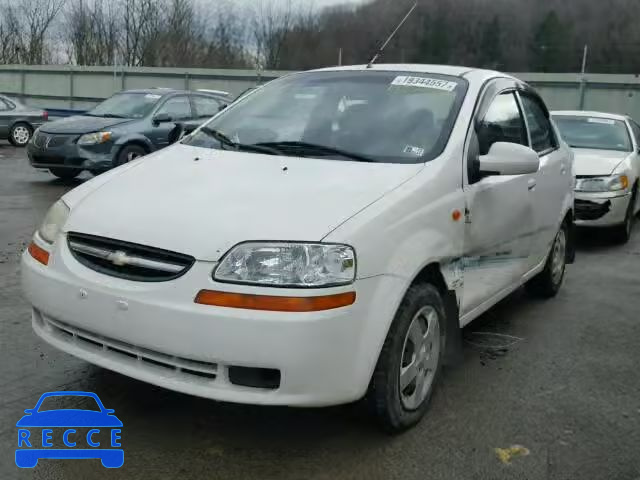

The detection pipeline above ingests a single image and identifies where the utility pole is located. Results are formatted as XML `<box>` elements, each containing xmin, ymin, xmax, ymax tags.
<box><xmin>578</xmin><ymin>44</ymin><xmax>588</xmax><ymax>110</ymax></box>
<box><xmin>338</xmin><ymin>48</ymin><xmax>343</xmax><ymax>66</ymax></box>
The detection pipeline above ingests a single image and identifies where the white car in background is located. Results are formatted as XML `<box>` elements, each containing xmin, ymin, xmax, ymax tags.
<box><xmin>22</xmin><ymin>65</ymin><xmax>574</xmax><ymax>432</ymax></box>
<box><xmin>552</xmin><ymin>111</ymin><xmax>640</xmax><ymax>242</ymax></box>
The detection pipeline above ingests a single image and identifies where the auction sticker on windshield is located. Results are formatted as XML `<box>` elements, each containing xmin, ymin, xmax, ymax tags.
<box><xmin>390</xmin><ymin>76</ymin><xmax>457</xmax><ymax>91</ymax></box>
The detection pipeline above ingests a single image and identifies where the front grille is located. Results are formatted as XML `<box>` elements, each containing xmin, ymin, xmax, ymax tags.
<box><xmin>575</xmin><ymin>198</ymin><xmax>611</xmax><ymax>220</ymax></box>
<box><xmin>33</xmin><ymin>132</ymin><xmax>73</xmax><ymax>149</ymax></box>
<box><xmin>31</xmin><ymin>155</ymin><xmax>65</xmax><ymax>165</ymax></box>
<box><xmin>67</xmin><ymin>232</ymin><xmax>195</xmax><ymax>282</ymax></box>
<box><xmin>42</xmin><ymin>315</ymin><xmax>219</xmax><ymax>381</ymax></box>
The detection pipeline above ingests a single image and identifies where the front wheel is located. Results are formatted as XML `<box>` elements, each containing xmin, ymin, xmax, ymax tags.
<box><xmin>526</xmin><ymin>220</ymin><xmax>568</xmax><ymax>298</ymax></box>
<box><xmin>115</xmin><ymin>144</ymin><xmax>147</xmax><ymax>167</ymax></box>
<box><xmin>367</xmin><ymin>283</ymin><xmax>446</xmax><ymax>433</ymax></box>
<box><xmin>613</xmin><ymin>186</ymin><xmax>637</xmax><ymax>244</ymax></box>
<box><xmin>9</xmin><ymin>123</ymin><xmax>33</xmax><ymax>147</ymax></box>
<box><xmin>49</xmin><ymin>167</ymin><xmax>81</xmax><ymax>180</ymax></box>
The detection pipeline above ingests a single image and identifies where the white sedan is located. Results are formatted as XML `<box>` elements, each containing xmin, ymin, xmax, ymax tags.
<box><xmin>22</xmin><ymin>65</ymin><xmax>574</xmax><ymax>432</ymax></box>
<box><xmin>552</xmin><ymin>110</ymin><xmax>640</xmax><ymax>242</ymax></box>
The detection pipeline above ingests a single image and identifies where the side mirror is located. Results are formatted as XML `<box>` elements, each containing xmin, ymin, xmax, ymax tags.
<box><xmin>479</xmin><ymin>142</ymin><xmax>540</xmax><ymax>176</ymax></box>
<box><xmin>105</xmin><ymin>409</ymin><xmax>115</xmax><ymax>414</ymax></box>
<box><xmin>153</xmin><ymin>113</ymin><xmax>172</xmax><ymax>124</ymax></box>
<box><xmin>218</xmin><ymin>104</ymin><xmax>228</xmax><ymax>112</ymax></box>
<box><xmin>24</xmin><ymin>409</ymin><xmax>34</xmax><ymax>414</ymax></box>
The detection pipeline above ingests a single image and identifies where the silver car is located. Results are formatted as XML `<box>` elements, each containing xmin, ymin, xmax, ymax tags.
<box><xmin>0</xmin><ymin>94</ymin><xmax>48</xmax><ymax>147</ymax></box>
<box><xmin>552</xmin><ymin>110</ymin><xmax>640</xmax><ymax>242</ymax></box>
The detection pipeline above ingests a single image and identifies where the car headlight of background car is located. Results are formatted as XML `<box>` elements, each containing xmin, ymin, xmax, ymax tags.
<box><xmin>214</xmin><ymin>242</ymin><xmax>356</xmax><ymax>287</ymax></box>
<box><xmin>38</xmin><ymin>200</ymin><xmax>70</xmax><ymax>244</ymax></box>
<box><xmin>575</xmin><ymin>174</ymin><xmax>629</xmax><ymax>192</ymax></box>
<box><xmin>77</xmin><ymin>131</ymin><xmax>112</xmax><ymax>145</ymax></box>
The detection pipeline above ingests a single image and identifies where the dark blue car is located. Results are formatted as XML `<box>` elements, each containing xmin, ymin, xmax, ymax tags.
<box><xmin>16</xmin><ymin>391</ymin><xmax>123</xmax><ymax>468</ymax></box>
<box><xmin>26</xmin><ymin>88</ymin><xmax>228</xmax><ymax>179</ymax></box>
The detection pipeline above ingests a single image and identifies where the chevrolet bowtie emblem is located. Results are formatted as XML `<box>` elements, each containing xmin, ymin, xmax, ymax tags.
<box><xmin>108</xmin><ymin>250</ymin><xmax>130</xmax><ymax>266</ymax></box>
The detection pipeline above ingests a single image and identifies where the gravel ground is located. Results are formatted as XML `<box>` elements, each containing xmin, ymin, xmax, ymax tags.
<box><xmin>1</xmin><ymin>143</ymin><xmax>639</xmax><ymax>480</ymax></box>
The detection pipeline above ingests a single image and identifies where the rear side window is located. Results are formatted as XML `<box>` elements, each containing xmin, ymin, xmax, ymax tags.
<box><xmin>477</xmin><ymin>92</ymin><xmax>527</xmax><ymax>155</ymax></box>
<box><xmin>157</xmin><ymin>96</ymin><xmax>192</xmax><ymax>121</ymax></box>
<box><xmin>192</xmin><ymin>96</ymin><xmax>221</xmax><ymax>118</ymax></box>
<box><xmin>519</xmin><ymin>95</ymin><xmax>557</xmax><ymax>153</ymax></box>
<box><xmin>0</xmin><ymin>99</ymin><xmax>10</xmax><ymax>111</ymax></box>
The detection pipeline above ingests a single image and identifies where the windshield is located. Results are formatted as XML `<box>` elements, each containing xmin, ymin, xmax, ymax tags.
<box><xmin>553</xmin><ymin>115</ymin><xmax>632</xmax><ymax>151</ymax></box>
<box><xmin>184</xmin><ymin>71</ymin><xmax>467</xmax><ymax>163</ymax></box>
<box><xmin>37</xmin><ymin>395</ymin><xmax>101</xmax><ymax>412</ymax></box>
<box><xmin>88</xmin><ymin>92</ymin><xmax>164</xmax><ymax>119</ymax></box>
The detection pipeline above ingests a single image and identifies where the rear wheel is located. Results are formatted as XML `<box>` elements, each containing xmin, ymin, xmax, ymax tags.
<box><xmin>367</xmin><ymin>283</ymin><xmax>446</xmax><ymax>433</ymax></box>
<box><xmin>9</xmin><ymin>123</ymin><xmax>32</xmax><ymax>146</ymax></box>
<box><xmin>526</xmin><ymin>220</ymin><xmax>568</xmax><ymax>298</ymax></box>
<box><xmin>49</xmin><ymin>167</ymin><xmax>81</xmax><ymax>180</ymax></box>
<box><xmin>115</xmin><ymin>144</ymin><xmax>147</xmax><ymax>167</ymax></box>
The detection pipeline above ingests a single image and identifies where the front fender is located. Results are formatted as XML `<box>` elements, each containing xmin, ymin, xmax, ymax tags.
<box><xmin>113</xmin><ymin>134</ymin><xmax>154</xmax><ymax>152</ymax></box>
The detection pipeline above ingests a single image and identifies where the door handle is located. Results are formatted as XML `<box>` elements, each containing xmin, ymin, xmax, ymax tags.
<box><xmin>528</xmin><ymin>179</ymin><xmax>536</xmax><ymax>191</ymax></box>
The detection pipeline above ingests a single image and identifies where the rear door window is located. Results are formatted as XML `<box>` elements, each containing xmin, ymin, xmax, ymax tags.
<box><xmin>192</xmin><ymin>96</ymin><xmax>222</xmax><ymax>119</ymax></box>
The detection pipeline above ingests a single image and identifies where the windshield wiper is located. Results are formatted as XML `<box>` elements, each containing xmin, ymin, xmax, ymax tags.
<box><xmin>100</xmin><ymin>113</ymin><xmax>127</xmax><ymax>119</ymax></box>
<box><xmin>253</xmin><ymin>141</ymin><xmax>376</xmax><ymax>162</ymax></box>
<box><xmin>198</xmin><ymin>127</ymin><xmax>281</xmax><ymax>155</ymax></box>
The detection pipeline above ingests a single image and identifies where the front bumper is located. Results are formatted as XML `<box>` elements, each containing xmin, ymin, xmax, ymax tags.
<box><xmin>574</xmin><ymin>191</ymin><xmax>631</xmax><ymax>227</ymax></box>
<box><xmin>27</xmin><ymin>139</ymin><xmax>116</xmax><ymax>171</ymax></box>
<box><xmin>21</xmin><ymin>235</ymin><xmax>405</xmax><ymax>407</ymax></box>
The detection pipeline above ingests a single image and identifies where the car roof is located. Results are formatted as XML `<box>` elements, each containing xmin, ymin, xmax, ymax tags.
<box><xmin>307</xmin><ymin>64</ymin><xmax>514</xmax><ymax>86</ymax></box>
<box><xmin>121</xmin><ymin>88</ymin><xmax>226</xmax><ymax>99</ymax></box>
<box><xmin>551</xmin><ymin>110</ymin><xmax>630</xmax><ymax>121</ymax></box>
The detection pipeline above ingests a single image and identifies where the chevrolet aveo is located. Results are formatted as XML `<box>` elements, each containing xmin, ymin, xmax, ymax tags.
<box><xmin>22</xmin><ymin>65</ymin><xmax>575</xmax><ymax>432</ymax></box>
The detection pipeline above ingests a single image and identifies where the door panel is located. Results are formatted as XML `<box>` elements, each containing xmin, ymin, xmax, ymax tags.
<box><xmin>518</xmin><ymin>93</ymin><xmax>567</xmax><ymax>269</ymax></box>
<box><xmin>462</xmin><ymin>90</ymin><xmax>535</xmax><ymax>315</ymax></box>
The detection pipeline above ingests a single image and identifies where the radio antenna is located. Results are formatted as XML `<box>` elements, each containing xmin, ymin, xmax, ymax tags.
<box><xmin>366</xmin><ymin>1</ymin><xmax>418</xmax><ymax>68</ymax></box>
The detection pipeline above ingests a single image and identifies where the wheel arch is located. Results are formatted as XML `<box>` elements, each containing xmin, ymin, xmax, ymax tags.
<box><xmin>406</xmin><ymin>262</ymin><xmax>462</xmax><ymax>367</ymax></box>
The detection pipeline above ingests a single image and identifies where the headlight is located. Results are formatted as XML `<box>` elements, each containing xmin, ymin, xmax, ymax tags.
<box><xmin>38</xmin><ymin>200</ymin><xmax>70</xmax><ymax>244</ymax></box>
<box><xmin>575</xmin><ymin>174</ymin><xmax>629</xmax><ymax>192</ymax></box>
<box><xmin>214</xmin><ymin>242</ymin><xmax>356</xmax><ymax>287</ymax></box>
<box><xmin>77</xmin><ymin>131</ymin><xmax>112</xmax><ymax>145</ymax></box>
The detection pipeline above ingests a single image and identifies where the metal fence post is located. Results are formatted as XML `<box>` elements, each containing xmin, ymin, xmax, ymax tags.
<box><xmin>121</xmin><ymin>70</ymin><xmax>126</xmax><ymax>91</ymax></box>
<box><xmin>20</xmin><ymin>68</ymin><xmax>26</xmax><ymax>101</ymax></box>
<box><xmin>578</xmin><ymin>45</ymin><xmax>588</xmax><ymax>110</ymax></box>
<box><xmin>184</xmin><ymin>72</ymin><xmax>189</xmax><ymax>90</ymax></box>
<box><xmin>69</xmin><ymin>68</ymin><xmax>75</xmax><ymax>109</ymax></box>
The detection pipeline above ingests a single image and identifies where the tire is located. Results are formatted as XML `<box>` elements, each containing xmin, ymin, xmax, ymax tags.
<box><xmin>49</xmin><ymin>167</ymin><xmax>81</xmax><ymax>180</ymax></box>
<box><xmin>115</xmin><ymin>144</ymin><xmax>147</xmax><ymax>167</ymax></box>
<box><xmin>367</xmin><ymin>283</ymin><xmax>447</xmax><ymax>433</ymax></box>
<box><xmin>613</xmin><ymin>185</ymin><xmax>637</xmax><ymax>244</ymax></box>
<box><xmin>9</xmin><ymin>123</ymin><xmax>33</xmax><ymax>147</ymax></box>
<box><xmin>526</xmin><ymin>220</ymin><xmax>568</xmax><ymax>298</ymax></box>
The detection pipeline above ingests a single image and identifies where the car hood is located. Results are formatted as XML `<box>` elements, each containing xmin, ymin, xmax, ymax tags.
<box><xmin>16</xmin><ymin>410</ymin><xmax>123</xmax><ymax>427</ymax></box>
<box><xmin>63</xmin><ymin>145</ymin><xmax>423</xmax><ymax>261</ymax></box>
<box><xmin>40</xmin><ymin>115</ymin><xmax>134</xmax><ymax>134</ymax></box>
<box><xmin>572</xmin><ymin>148</ymin><xmax>630</xmax><ymax>176</ymax></box>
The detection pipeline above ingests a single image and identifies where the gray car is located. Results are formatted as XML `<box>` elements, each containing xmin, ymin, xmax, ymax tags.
<box><xmin>0</xmin><ymin>95</ymin><xmax>47</xmax><ymax>147</ymax></box>
<box><xmin>26</xmin><ymin>88</ymin><xmax>228</xmax><ymax>180</ymax></box>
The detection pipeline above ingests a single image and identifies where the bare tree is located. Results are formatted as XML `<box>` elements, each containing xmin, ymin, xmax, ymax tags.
<box><xmin>251</xmin><ymin>0</ymin><xmax>295</xmax><ymax>70</ymax></box>
<box><xmin>67</xmin><ymin>0</ymin><xmax>120</xmax><ymax>66</ymax></box>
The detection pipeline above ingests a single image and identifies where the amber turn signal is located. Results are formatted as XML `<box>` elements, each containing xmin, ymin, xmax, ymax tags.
<box><xmin>194</xmin><ymin>290</ymin><xmax>356</xmax><ymax>312</ymax></box>
<box><xmin>28</xmin><ymin>242</ymin><xmax>50</xmax><ymax>266</ymax></box>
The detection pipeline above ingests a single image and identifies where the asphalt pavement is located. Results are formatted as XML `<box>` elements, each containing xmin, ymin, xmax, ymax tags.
<box><xmin>1</xmin><ymin>143</ymin><xmax>639</xmax><ymax>479</ymax></box>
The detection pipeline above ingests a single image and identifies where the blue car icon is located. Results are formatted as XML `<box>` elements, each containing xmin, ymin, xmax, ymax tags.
<box><xmin>16</xmin><ymin>391</ymin><xmax>123</xmax><ymax>468</ymax></box>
